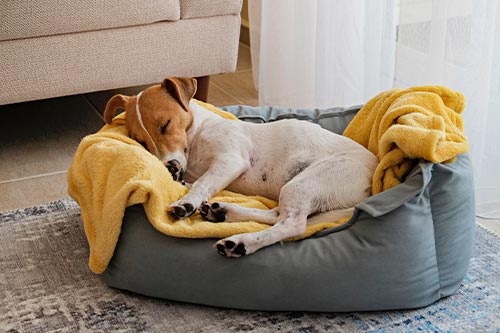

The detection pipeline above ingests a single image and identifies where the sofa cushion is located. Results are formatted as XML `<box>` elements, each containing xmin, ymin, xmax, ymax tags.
<box><xmin>181</xmin><ymin>0</ymin><xmax>242</xmax><ymax>19</ymax></box>
<box><xmin>0</xmin><ymin>15</ymin><xmax>240</xmax><ymax>105</ymax></box>
<box><xmin>0</xmin><ymin>0</ymin><xmax>181</xmax><ymax>41</ymax></box>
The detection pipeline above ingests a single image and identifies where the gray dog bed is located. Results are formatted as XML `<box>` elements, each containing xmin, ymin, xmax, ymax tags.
<box><xmin>102</xmin><ymin>105</ymin><xmax>475</xmax><ymax>312</ymax></box>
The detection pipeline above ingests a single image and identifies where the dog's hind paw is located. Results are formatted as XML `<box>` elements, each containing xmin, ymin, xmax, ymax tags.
<box><xmin>200</xmin><ymin>201</ymin><xmax>227</xmax><ymax>222</ymax></box>
<box><xmin>214</xmin><ymin>239</ymin><xmax>247</xmax><ymax>257</ymax></box>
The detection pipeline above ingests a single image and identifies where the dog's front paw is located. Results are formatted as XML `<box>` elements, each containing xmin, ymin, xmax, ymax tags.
<box><xmin>168</xmin><ymin>202</ymin><xmax>196</xmax><ymax>219</ymax></box>
<box><xmin>166</xmin><ymin>159</ymin><xmax>184</xmax><ymax>183</ymax></box>
<box><xmin>200</xmin><ymin>201</ymin><xmax>227</xmax><ymax>222</ymax></box>
<box><xmin>214</xmin><ymin>238</ymin><xmax>247</xmax><ymax>257</ymax></box>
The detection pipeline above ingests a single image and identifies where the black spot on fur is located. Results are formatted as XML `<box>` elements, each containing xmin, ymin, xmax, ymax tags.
<box><xmin>261</xmin><ymin>173</ymin><xmax>267</xmax><ymax>182</ymax></box>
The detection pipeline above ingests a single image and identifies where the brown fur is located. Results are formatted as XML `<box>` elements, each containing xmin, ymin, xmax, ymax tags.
<box><xmin>103</xmin><ymin>77</ymin><xmax>197</xmax><ymax>162</ymax></box>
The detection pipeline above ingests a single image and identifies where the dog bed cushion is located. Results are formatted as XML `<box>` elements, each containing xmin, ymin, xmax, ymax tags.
<box><xmin>101</xmin><ymin>104</ymin><xmax>475</xmax><ymax>312</ymax></box>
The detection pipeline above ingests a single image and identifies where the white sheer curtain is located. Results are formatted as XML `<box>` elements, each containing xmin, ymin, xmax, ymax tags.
<box><xmin>249</xmin><ymin>0</ymin><xmax>398</xmax><ymax>108</ymax></box>
<box><xmin>249</xmin><ymin>0</ymin><xmax>500</xmax><ymax>218</ymax></box>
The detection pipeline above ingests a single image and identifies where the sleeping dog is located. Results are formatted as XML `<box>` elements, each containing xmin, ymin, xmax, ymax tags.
<box><xmin>104</xmin><ymin>77</ymin><xmax>377</xmax><ymax>257</ymax></box>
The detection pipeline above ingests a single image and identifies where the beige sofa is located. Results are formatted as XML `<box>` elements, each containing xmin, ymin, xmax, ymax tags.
<box><xmin>0</xmin><ymin>0</ymin><xmax>242</xmax><ymax>105</ymax></box>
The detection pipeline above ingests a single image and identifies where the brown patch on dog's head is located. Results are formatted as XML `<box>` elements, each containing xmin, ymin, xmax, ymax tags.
<box><xmin>162</xmin><ymin>77</ymin><xmax>197</xmax><ymax>112</ymax></box>
<box><xmin>103</xmin><ymin>94</ymin><xmax>130</xmax><ymax>124</ymax></box>
<box><xmin>103</xmin><ymin>77</ymin><xmax>197</xmax><ymax>168</ymax></box>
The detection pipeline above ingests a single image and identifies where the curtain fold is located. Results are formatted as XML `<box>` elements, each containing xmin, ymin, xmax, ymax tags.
<box><xmin>249</xmin><ymin>0</ymin><xmax>500</xmax><ymax>218</ymax></box>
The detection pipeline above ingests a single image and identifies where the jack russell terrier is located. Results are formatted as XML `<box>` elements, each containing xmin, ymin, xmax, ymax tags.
<box><xmin>104</xmin><ymin>77</ymin><xmax>377</xmax><ymax>257</ymax></box>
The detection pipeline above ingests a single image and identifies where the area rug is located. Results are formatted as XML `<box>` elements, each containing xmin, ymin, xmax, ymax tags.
<box><xmin>1</xmin><ymin>199</ymin><xmax>499</xmax><ymax>333</ymax></box>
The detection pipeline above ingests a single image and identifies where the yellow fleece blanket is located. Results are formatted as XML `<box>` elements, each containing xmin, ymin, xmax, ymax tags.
<box><xmin>343</xmin><ymin>86</ymin><xmax>469</xmax><ymax>194</ymax></box>
<box><xmin>68</xmin><ymin>101</ymin><xmax>347</xmax><ymax>274</ymax></box>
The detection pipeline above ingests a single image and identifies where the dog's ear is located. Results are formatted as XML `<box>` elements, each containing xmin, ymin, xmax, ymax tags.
<box><xmin>162</xmin><ymin>77</ymin><xmax>197</xmax><ymax>112</ymax></box>
<box><xmin>103</xmin><ymin>94</ymin><xmax>130</xmax><ymax>124</ymax></box>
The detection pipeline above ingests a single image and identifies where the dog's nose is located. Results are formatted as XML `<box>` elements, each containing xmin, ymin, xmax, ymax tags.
<box><xmin>166</xmin><ymin>159</ymin><xmax>184</xmax><ymax>182</ymax></box>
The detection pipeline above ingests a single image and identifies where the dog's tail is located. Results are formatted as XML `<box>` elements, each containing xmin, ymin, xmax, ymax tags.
<box><xmin>306</xmin><ymin>207</ymin><xmax>355</xmax><ymax>225</ymax></box>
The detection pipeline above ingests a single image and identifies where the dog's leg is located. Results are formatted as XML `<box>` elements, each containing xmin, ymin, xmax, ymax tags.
<box><xmin>214</xmin><ymin>206</ymin><xmax>308</xmax><ymax>257</ymax></box>
<box><xmin>214</xmin><ymin>154</ymin><xmax>374</xmax><ymax>257</ymax></box>
<box><xmin>200</xmin><ymin>202</ymin><xmax>279</xmax><ymax>224</ymax></box>
<box><xmin>214</xmin><ymin>174</ymin><xmax>313</xmax><ymax>257</ymax></box>
<box><xmin>169</xmin><ymin>155</ymin><xmax>250</xmax><ymax>218</ymax></box>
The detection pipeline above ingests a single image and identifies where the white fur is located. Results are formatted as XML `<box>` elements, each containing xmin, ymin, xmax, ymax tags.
<box><xmin>135</xmin><ymin>91</ymin><xmax>160</xmax><ymax>156</ymax></box>
<box><xmin>168</xmin><ymin>102</ymin><xmax>378</xmax><ymax>257</ymax></box>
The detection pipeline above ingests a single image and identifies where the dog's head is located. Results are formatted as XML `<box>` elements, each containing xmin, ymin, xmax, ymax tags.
<box><xmin>103</xmin><ymin>77</ymin><xmax>197</xmax><ymax>182</ymax></box>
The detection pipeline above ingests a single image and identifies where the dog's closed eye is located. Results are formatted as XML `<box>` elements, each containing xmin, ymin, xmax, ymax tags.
<box><xmin>161</xmin><ymin>120</ymin><xmax>171</xmax><ymax>135</ymax></box>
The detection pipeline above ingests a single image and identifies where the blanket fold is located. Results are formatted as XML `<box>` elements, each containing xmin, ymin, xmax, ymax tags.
<box><xmin>68</xmin><ymin>88</ymin><xmax>468</xmax><ymax>274</ymax></box>
<box><xmin>343</xmin><ymin>86</ymin><xmax>469</xmax><ymax>194</ymax></box>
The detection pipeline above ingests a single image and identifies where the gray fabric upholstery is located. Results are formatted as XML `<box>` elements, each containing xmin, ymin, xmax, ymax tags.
<box><xmin>102</xmin><ymin>105</ymin><xmax>475</xmax><ymax>311</ymax></box>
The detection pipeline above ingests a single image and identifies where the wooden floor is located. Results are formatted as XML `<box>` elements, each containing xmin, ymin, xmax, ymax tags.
<box><xmin>0</xmin><ymin>44</ymin><xmax>257</xmax><ymax>211</ymax></box>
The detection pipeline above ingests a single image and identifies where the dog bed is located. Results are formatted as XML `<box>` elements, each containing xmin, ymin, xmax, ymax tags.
<box><xmin>101</xmin><ymin>104</ymin><xmax>475</xmax><ymax>312</ymax></box>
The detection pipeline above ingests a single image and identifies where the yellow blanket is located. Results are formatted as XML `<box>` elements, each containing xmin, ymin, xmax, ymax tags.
<box><xmin>68</xmin><ymin>101</ymin><xmax>346</xmax><ymax>274</ymax></box>
<box><xmin>343</xmin><ymin>86</ymin><xmax>469</xmax><ymax>194</ymax></box>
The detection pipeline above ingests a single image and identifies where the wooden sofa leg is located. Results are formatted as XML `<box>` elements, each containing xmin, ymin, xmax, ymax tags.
<box><xmin>194</xmin><ymin>76</ymin><xmax>210</xmax><ymax>102</ymax></box>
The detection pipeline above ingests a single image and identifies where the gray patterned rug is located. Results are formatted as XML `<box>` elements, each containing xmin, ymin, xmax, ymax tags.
<box><xmin>1</xmin><ymin>199</ymin><xmax>499</xmax><ymax>333</ymax></box>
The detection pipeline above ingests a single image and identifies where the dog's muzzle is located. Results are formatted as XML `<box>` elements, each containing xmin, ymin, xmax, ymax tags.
<box><xmin>166</xmin><ymin>159</ymin><xmax>185</xmax><ymax>183</ymax></box>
